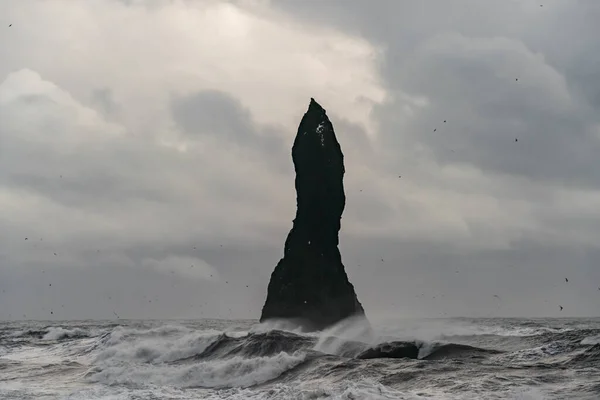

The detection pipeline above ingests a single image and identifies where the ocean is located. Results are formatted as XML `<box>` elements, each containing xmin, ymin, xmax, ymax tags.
<box><xmin>0</xmin><ymin>317</ymin><xmax>599</xmax><ymax>399</ymax></box>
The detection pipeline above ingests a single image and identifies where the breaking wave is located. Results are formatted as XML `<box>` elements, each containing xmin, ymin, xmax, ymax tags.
<box><xmin>42</xmin><ymin>327</ymin><xmax>90</xmax><ymax>341</ymax></box>
<box><xmin>87</xmin><ymin>351</ymin><xmax>308</xmax><ymax>389</ymax></box>
<box><xmin>1</xmin><ymin>318</ymin><xmax>599</xmax><ymax>399</ymax></box>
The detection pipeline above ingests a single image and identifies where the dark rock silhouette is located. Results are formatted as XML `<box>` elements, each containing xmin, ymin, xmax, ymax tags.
<box><xmin>421</xmin><ymin>343</ymin><xmax>502</xmax><ymax>361</ymax></box>
<box><xmin>260</xmin><ymin>98</ymin><xmax>366</xmax><ymax>331</ymax></box>
<box><xmin>357</xmin><ymin>342</ymin><xmax>419</xmax><ymax>360</ymax></box>
<box><xmin>356</xmin><ymin>341</ymin><xmax>502</xmax><ymax>361</ymax></box>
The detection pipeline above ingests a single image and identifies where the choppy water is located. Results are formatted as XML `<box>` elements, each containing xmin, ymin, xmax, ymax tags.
<box><xmin>1</xmin><ymin>317</ymin><xmax>599</xmax><ymax>399</ymax></box>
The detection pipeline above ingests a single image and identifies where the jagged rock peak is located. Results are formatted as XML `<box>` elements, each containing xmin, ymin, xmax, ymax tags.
<box><xmin>296</xmin><ymin>98</ymin><xmax>334</xmax><ymax>147</ymax></box>
<box><xmin>308</xmin><ymin>97</ymin><xmax>323</xmax><ymax>111</ymax></box>
<box><xmin>260</xmin><ymin>98</ymin><xmax>367</xmax><ymax>332</ymax></box>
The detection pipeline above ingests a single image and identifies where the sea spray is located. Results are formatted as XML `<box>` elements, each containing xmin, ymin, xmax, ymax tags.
<box><xmin>87</xmin><ymin>351</ymin><xmax>307</xmax><ymax>389</ymax></box>
<box><xmin>94</xmin><ymin>330</ymin><xmax>222</xmax><ymax>364</ymax></box>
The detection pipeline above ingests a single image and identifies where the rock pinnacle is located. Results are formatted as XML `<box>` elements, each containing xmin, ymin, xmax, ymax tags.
<box><xmin>260</xmin><ymin>98</ymin><xmax>367</xmax><ymax>331</ymax></box>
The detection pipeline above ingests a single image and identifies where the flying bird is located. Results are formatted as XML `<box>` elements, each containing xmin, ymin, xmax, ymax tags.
<box><xmin>559</xmin><ymin>305</ymin><xmax>563</xmax><ymax>311</ymax></box>
<box><xmin>565</xmin><ymin>278</ymin><xmax>569</xmax><ymax>283</ymax></box>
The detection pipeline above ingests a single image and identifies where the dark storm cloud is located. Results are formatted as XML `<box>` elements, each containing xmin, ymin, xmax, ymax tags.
<box><xmin>375</xmin><ymin>33</ymin><xmax>600</xmax><ymax>188</ymax></box>
<box><xmin>172</xmin><ymin>90</ymin><xmax>255</xmax><ymax>140</ymax></box>
<box><xmin>171</xmin><ymin>89</ymin><xmax>290</xmax><ymax>171</ymax></box>
<box><xmin>275</xmin><ymin>1</ymin><xmax>600</xmax><ymax>186</ymax></box>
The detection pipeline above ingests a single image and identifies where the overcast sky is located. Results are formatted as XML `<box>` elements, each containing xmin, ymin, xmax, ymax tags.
<box><xmin>1</xmin><ymin>0</ymin><xmax>599</xmax><ymax>321</ymax></box>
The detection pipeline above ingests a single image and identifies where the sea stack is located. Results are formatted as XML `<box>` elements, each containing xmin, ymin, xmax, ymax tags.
<box><xmin>260</xmin><ymin>98</ymin><xmax>367</xmax><ymax>331</ymax></box>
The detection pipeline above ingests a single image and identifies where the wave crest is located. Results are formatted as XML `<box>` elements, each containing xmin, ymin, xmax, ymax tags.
<box><xmin>87</xmin><ymin>351</ymin><xmax>308</xmax><ymax>389</ymax></box>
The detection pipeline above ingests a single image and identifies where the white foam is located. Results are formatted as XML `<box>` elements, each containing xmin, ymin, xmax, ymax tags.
<box><xmin>224</xmin><ymin>330</ymin><xmax>249</xmax><ymax>339</ymax></box>
<box><xmin>94</xmin><ymin>330</ymin><xmax>221</xmax><ymax>364</ymax></box>
<box><xmin>250</xmin><ymin>319</ymin><xmax>312</xmax><ymax>335</ymax></box>
<box><xmin>581</xmin><ymin>335</ymin><xmax>600</xmax><ymax>345</ymax></box>
<box><xmin>88</xmin><ymin>351</ymin><xmax>307</xmax><ymax>389</ymax></box>
<box><xmin>103</xmin><ymin>324</ymin><xmax>195</xmax><ymax>343</ymax></box>
<box><xmin>416</xmin><ymin>340</ymin><xmax>439</xmax><ymax>359</ymax></box>
<box><xmin>192</xmin><ymin>379</ymin><xmax>461</xmax><ymax>400</ymax></box>
<box><xmin>1</xmin><ymin>344</ymin><xmax>66</xmax><ymax>365</ymax></box>
<box><xmin>313</xmin><ymin>316</ymin><xmax>374</xmax><ymax>356</ymax></box>
<box><xmin>2</xmin><ymin>319</ymin><xmax>592</xmax><ymax>400</ymax></box>
<box><xmin>43</xmin><ymin>327</ymin><xmax>89</xmax><ymax>340</ymax></box>
<box><xmin>494</xmin><ymin>341</ymin><xmax>571</xmax><ymax>364</ymax></box>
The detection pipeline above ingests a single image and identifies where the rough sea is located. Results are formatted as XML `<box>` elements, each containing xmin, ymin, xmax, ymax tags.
<box><xmin>1</xmin><ymin>317</ymin><xmax>599</xmax><ymax>399</ymax></box>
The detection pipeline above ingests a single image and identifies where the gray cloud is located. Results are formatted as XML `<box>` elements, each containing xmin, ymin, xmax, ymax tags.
<box><xmin>91</xmin><ymin>88</ymin><xmax>120</xmax><ymax>118</ymax></box>
<box><xmin>377</xmin><ymin>33</ymin><xmax>600</xmax><ymax>188</ymax></box>
<box><xmin>1</xmin><ymin>0</ymin><xmax>599</xmax><ymax>321</ymax></box>
<box><xmin>171</xmin><ymin>89</ymin><xmax>290</xmax><ymax>171</ymax></box>
<box><xmin>172</xmin><ymin>90</ymin><xmax>254</xmax><ymax>139</ymax></box>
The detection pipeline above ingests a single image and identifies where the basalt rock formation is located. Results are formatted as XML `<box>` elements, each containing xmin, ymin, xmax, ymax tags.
<box><xmin>260</xmin><ymin>98</ymin><xmax>366</xmax><ymax>331</ymax></box>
